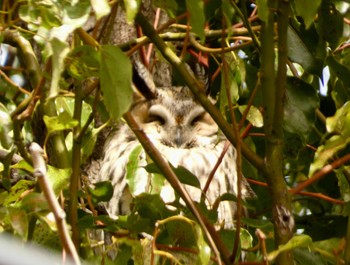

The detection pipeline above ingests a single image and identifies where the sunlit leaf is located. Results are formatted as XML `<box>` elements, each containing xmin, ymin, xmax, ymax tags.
<box><xmin>100</xmin><ymin>45</ymin><xmax>133</xmax><ymax>120</ymax></box>
<box><xmin>309</xmin><ymin>135</ymin><xmax>349</xmax><ymax>177</ymax></box>
<box><xmin>55</xmin><ymin>97</ymin><xmax>93</xmax><ymax>128</ymax></box>
<box><xmin>11</xmin><ymin>160</ymin><xmax>34</xmax><ymax>173</ymax></box>
<box><xmin>126</xmin><ymin>145</ymin><xmax>144</xmax><ymax>195</ymax></box>
<box><xmin>43</xmin><ymin>113</ymin><xmax>79</xmax><ymax>134</ymax></box>
<box><xmin>47</xmin><ymin>166</ymin><xmax>71</xmax><ymax>195</ymax></box>
<box><xmin>326</xmin><ymin>101</ymin><xmax>350</xmax><ymax>136</ymax></box>
<box><xmin>0</xmin><ymin>103</ymin><xmax>13</xmax><ymax>149</ymax></box>
<box><xmin>48</xmin><ymin>37</ymin><xmax>69</xmax><ymax>99</ymax></box>
<box><xmin>195</xmin><ymin>223</ymin><xmax>211</xmax><ymax>265</ymax></box>
<box><xmin>240</xmin><ymin>228</ymin><xmax>253</xmax><ymax>249</ymax></box>
<box><xmin>3</xmin><ymin>180</ymin><xmax>35</xmax><ymax>206</ymax></box>
<box><xmin>123</xmin><ymin>0</ymin><xmax>141</xmax><ymax>23</ymax></box>
<box><xmin>91</xmin><ymin>0</ymin><xmax>110</xmax><ymax>19</ymax></box>
<box><xmin>238</xmin><ymin>105</ymin><xmax>263</xmax><ymax>127</ymax></box>
<box><xmin>267</xmin><ymin>235</ymin><xmax>313</xmax><ymax>261</ymax></box>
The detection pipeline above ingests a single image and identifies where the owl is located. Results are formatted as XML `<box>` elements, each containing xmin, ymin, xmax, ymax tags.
<box><xmin>99</xmin><ymin>60</ymin><xmax>254</xmax><ymax>228</ymax></box>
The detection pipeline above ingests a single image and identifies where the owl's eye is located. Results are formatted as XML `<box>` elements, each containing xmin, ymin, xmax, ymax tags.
<box><xmin>190</xmin><ymin>111</ymin><xmax>205</xmax><ymax>126</ymax></box>
<box><xmin>147</xmin><ymin>105</ymin><xmax>167</xmax><ymax>125</ymax></box>
<box><xmin>147</xmin><ymin>113</ymin><xmax>166</xmax><ymax>125</ymax></box>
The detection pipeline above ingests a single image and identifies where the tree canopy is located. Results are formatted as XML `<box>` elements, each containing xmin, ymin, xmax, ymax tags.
<box><xmin>0</xmin><ymin>0</ymin><xmax>350</xmax><ymax>265</ymax></box>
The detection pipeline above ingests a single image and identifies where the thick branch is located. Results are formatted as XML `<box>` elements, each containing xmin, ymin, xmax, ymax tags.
<box><xmin>261</xmin><ymin>1</ymin><xmax>294</xmax><ymax>264</ymax></box>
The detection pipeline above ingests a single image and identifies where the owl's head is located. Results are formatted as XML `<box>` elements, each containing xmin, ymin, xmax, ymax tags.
<box><xmin>131</xmin><ymin>61</ymin><xmax>219</xmax><ymax>149</ymax></box>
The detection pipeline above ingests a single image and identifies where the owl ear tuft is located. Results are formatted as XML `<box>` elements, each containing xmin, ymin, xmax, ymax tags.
<box><xmin>132</xmin><ymin>60</ymin><xmax>157</xmax><ymax>100</ymax></box>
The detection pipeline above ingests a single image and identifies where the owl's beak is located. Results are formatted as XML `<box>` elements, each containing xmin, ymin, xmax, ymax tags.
<box><xmin>174</xmin><ymin>126</ymin><xmax>184</xmax><ymax>147</ymax></box>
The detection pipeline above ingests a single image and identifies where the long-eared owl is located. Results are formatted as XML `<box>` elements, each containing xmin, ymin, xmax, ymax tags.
<box><xmin>99</xmin><ymin>60</ymin><xmax>254</xmax><ymax>228</ymax></box>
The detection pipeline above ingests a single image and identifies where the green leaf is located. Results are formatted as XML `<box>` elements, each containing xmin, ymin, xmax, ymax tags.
<box><xmin>99</xmin><ymin>45</ymin><xmax>133</xmax><ymax>120</ymax></box>
<box><xmin>3</xmin><ymin>180</ymin><xmax>36</xmax><ymax>206</ymax></box>
<box><xmin>55</xmin><ymin>96</ymin><xmax>93</xmax><ymax>128</ymax></box>
<box><xmin>43</xmin><ymin>112</ymin><xmax>79</xmax><ymax>134</ymax></box>
<box><xmin>186</xmin><ymin>0</ymin><xmax>205</xmax><ymax>40</ymax></box>
<box><xmin>239</xmin><ymin>228</ymin><xmax>253</xmax><ymax>249</ymax></box>
<box><xmin>8</xmin><ymin>207</ymin><xmax>28</xmax><ymax>238</ymax></box>
<box><xmin>123</xmin><ymin>0</ymin><xmax>141</xmax><ymax>23</ymax></box>
<box><xmin>144</xmin><ymin>163</ymin><xmax>201</xmax><ymax>189</ymax></box>
<box><xmin>316</xmin><ymin>2</ymin><xmax>343</xmax><ymax>49</ymax></box>
<box><xmin>326</xmin><ymin>54</ymin><xmax>350</xmax><ymax>88</ymax></box>
<box><xmin>194</xmin><ymin>221</ymin><xmax>211</xmax><ymax>265</ymax></box>
<box><xmin>284</xmin><ymin>77</ymin><xmax>319</xmax><ymax>144</ymax></box>
<box><xmin>80</xmin><ymin>128</ymin><xmax>99</xmax><ymax>163</ymax></box>
<box><xmin>88</xmin><ymin>181</ymin><xmax>114</xmax><ymax>204</ymax></box>
<box><xmin>293</xmin><ymin>248</ymin><xmax>327</xmax><ymax>265</ymax></box>
<box><xmin>242</xmin><ymin>218</ymin><xmax>274</xmax><ymax>232</ymax></box>
<box><xmin>47</xmin><ymin>166</ymin><xmax>71</xmax><ymax>196</ymax></box>
<box><xmin>0</xmin><ymin>103</ymin><xmax>13</xmax><ymax>149</ymax></box>
<box><xmin>309</xmin><ymin>135</ymin><xmax>349</xmax><ymax>177</ymax></box>
<box><xmin>287</xmin><ymin>23</ymin><xmax>326</xmax><ymax>76</ymax></box>
<box><xmin>18</xmin><ymin>192</ymin><xmax>49</xmax><ymax>213</ymax></box>
<box><xmin>294</xmin><ymin>0</ymin><xmax>321</xmax><ymax>29</ymax></box>
<box><xmin>313</xmin><ymin>237</ymin><xmax>343</xmax><ymax>263</ymax></box>
<box><xmin>221</xmin><ymin>0</ymin><xmax>235</xmax><ymax>30</ymax></box>
<box><xmin>91</xmin><ymin>0</ymin><xmax>110</xmax><ymax>20</ymax></box>
<box><xmin>218</xmin><ymin>193</ymin><xmax>255</xmax><ymax>210</ymax></box>
<box><xmin>66</xmin><ymin>45</ymin><xmax>100</xmax><ymax>80</ymax></box>
<box><xmin>238</xmin><ymin>105</ymin><xmax>263</xmax><ymax>127</ymax></box>
<box><xmin>48</xmin><ymin>37</ymin><xmax>69</xmax><ymax>99</ymax></box>
<box><xmin>11</xmin><ymin>160</ymin><xmax>34</xmax><ymax>173</ymax></box>
<box><xmin>309</xmin><ymin>102</ymin><xmax>350</xmax><ymax>176</ymax></box>
<box><xmin>133</xmin><ymin>193</ymin><xmax>173</xmax><ymax>222</ymax></box>
<box><xmin>256</xmin><ymin>0</ymin><xmax>269</xmax><ymax>22</ymax></box>
<box><xmin>326</xmin><ymin>101</ymin><xmax>350</xmax><ymax>136</ymax></box>
<box><xmin>126</xmin><ymin>145</ymin><xmax>144</xmax><ymax>195</ymax></box>
<box><xmin>267</xmin><ymin>235</ymin><xmax>313</xmax><ymax>262</ymax></box>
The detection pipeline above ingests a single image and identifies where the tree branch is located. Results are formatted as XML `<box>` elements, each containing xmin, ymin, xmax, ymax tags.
<box><xmin>29</xmin><ymin>143</ymin><xmax>80</xmax><ymax>265</ymax></box>
<box><xmin>260</xmin><ymin>1</ymin><xmax>294</xmax><ymax>264</ymax></box>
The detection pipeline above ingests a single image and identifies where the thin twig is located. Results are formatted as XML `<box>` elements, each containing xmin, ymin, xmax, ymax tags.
<box><xmin>290</xmin><ymin>153</ymin><xmax>350</xmax><ymax>194</ymax></box>
<box><xmin>29</xmin><ymin>143</ymin><xmax>81</xmax><ymax>265</ymax></box>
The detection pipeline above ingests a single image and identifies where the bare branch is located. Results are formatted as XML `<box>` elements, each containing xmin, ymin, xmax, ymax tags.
<box><xmin>28</xmin><ymin>143</ymin><xmax>81</xmax><ymax>265</ymax></box>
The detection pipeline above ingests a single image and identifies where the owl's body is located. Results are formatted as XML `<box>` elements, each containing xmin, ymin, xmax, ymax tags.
<box><xmin>99</xmin><ymin>64</ymin><xmax>253</xmax><ymax>228</ymax></box>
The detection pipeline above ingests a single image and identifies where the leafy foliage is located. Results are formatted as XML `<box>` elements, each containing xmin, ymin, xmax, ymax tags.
<box><xmin>0</xmin><ymin>0</ymin><xmax>350</xmax><ymax>265</ymax></box>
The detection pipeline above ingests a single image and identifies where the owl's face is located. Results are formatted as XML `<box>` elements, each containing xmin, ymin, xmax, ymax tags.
<box><xmin>132</xmin><ymin>86</ymin><xmax>219</xmax><ymax>149</ymax></box>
